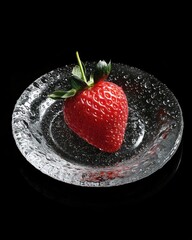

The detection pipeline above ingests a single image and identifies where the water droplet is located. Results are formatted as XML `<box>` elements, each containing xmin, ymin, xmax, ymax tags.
<box><xmin>151</xmin><ymin>92</ymin><xmax>156</xmax><ymax>99</ymax></box>
<box><xmin>132</xmin><ymin>139</ymin><xmax>136</xmax><ymax>144</ymax></box>
<box><xmin>123</xmin><ymin>75</ymin><xmax>129</xmax><ymax>79</ymax></box>
<box><xmin>144</xmin><ymin>81</ymin><xmax>151</xmax><ymax>89</ymax></box>
<box><xmin>171</xmin><ymin>123</ymin><xmax>177</xmax><ymax>129</ymax></box>
<box><xmin>125</xmin><ymin>79</ymin><xmax>131</xmax><ymax>86</ymax></box>
<box><xmin>151</xmin><ymin>100</ymin><xmax>157</xmax><ymax>105</ymax></box>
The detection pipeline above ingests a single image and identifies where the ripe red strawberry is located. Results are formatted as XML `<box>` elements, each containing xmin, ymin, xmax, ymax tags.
<box><xmin>49</xmin><ymin>52</ymin><xmax>128</xmax><ymax>153</ymax></box>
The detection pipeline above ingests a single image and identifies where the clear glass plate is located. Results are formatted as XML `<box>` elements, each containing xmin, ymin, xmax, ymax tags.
<box><xmin>12</xmin><ymin>62</ymin><xmax>184</xmax><ymax>187</ymax></box>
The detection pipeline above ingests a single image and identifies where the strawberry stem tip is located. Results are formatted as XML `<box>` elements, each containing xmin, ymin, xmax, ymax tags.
<box><xmin>76</xmin><ymin>51</ymin><xmax>87</xmax><ymax>84</ymax></box>
<box><xmin>48</xmin><ymin>51</ymin><xmax>111</xmax><ymax>100</ymax></box>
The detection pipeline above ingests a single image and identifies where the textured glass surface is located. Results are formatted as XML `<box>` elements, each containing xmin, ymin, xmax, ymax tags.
<box><xmin>12</xmin><ymin>63</ymin><xmax>184</xmax><ymax>187</ymax></box>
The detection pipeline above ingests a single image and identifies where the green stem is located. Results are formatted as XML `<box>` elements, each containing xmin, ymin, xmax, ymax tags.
<box><xmin>76</xmin><ymin>51</ymin><xmax>87</xmax><ymax>84</ymax></box>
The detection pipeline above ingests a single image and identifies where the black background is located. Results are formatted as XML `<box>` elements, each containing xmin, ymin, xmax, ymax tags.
<box><xmin>3</xmin><ymin>5</ymin><xmax>191</xmax><ymax>239</ymax></box>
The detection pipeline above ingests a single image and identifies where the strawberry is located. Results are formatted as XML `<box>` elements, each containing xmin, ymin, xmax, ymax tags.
<box><xmin>49</xmin><ymin>52</ymin><xmax>128</xmax><ymax>153</ymax></box>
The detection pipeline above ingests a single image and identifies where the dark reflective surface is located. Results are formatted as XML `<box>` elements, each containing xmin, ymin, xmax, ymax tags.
<box><xmin>6</xmin><ymin>38</ymin><xmax>190</xmax><ymax>238</ymax></box>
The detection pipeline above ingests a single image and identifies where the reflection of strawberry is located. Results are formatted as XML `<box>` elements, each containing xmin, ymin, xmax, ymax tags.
<box><xmin>49</xmin><ymin>52</ymin><xmax>128</xmax><ymax>153</ymax></box>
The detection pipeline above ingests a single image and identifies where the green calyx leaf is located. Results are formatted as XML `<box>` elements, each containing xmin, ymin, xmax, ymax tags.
<box><xmin>71</xmin><ymin>64</ymin><xmax>85</xmax><ymax>80</ymax></box>
<box><xmin>48</xmin><ymin>89</ymin><xmax>77</xmax><ymax>99</ymax></box>
<box><xmin>72</xmin><ymin>65</ymin><xmax>83</xmax><ymax>80</ymax></box>
<box><xmin>48</xmin><ymin>51</ymin><xmax>112</xmax><ymax>100</ymax></box>
<box><xmin>70</xmin><ymin>77</ymin><xmax>85</xmax><ymax>90</ymax></box>
<box><xmin>94</xmin><ymin>60</ymin><xmax>111</xmax><ymax>82</ymax></box>
<box><xmin>96</xmin><ymin>60</ymin><xmax>111</xmax><ymax>74</ymax></box>
<box><xmin>87</xmin><ymin>73</ymin><xmax>94</xmax><ymax>87</ymax></box>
